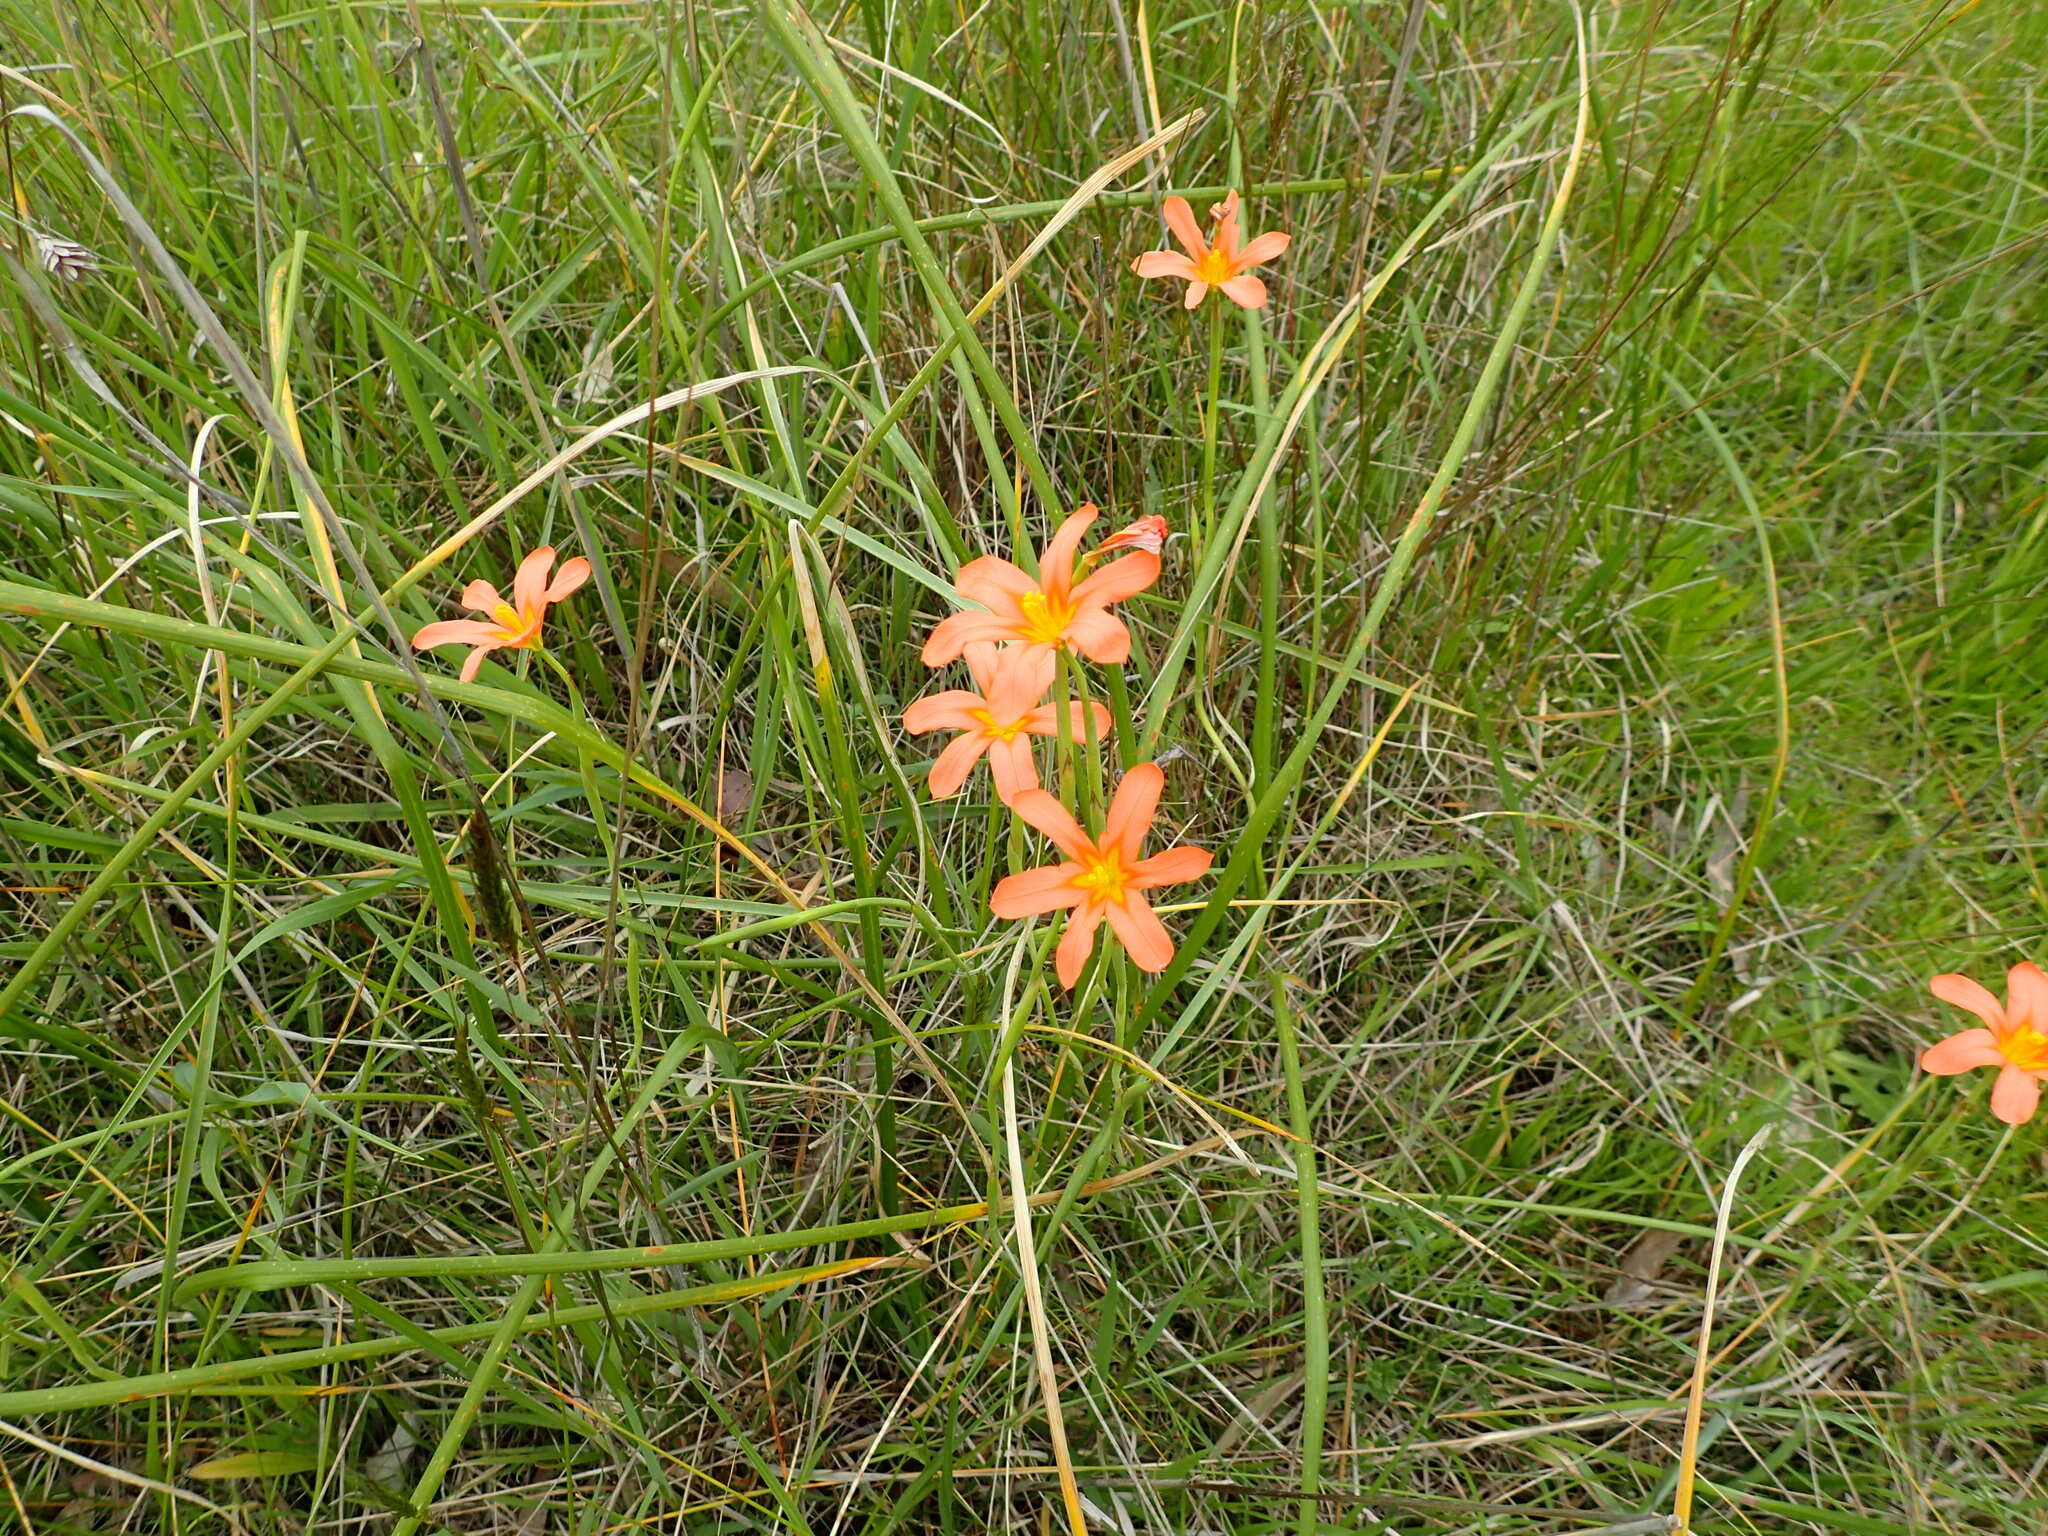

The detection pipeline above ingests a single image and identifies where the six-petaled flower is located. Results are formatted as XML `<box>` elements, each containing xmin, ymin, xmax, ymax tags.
<box><xmin>991</xmin><ymin>763</ymin><xmax>1213</xmax><ymax>988</ymax></box>
<box><xmin>903</xmin><ymin>643</ymin><xmax>1111</xmax><ymax>803</ymax></box>
<box><xmin>922</xmin><ymin>505</ymin><xmax>1160</xmax><ymax>666</ymax></box>
<box><xmin>1133</xmin><ymin>190</ymin><xmax>1290</xmax><ymax>310</ymax></box>
<box><xmin>1923</xmin><ymin>962</ymin><xmax>2048</xmax><ymax>1127</ymax></box>
<box><xmin>412</xmin><ymin>545</ymin><xmax>592</xmax><ymax>682</ymax></box>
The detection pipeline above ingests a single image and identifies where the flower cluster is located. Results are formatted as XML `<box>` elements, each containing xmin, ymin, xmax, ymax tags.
<box><xmin>410</xmin><ymin>190</ymin><xmax>1295</xmax><ymax>989</ymax></box>
<box><xmin>402</xmin><ymin>189</ymin><xmax>2040</xmax><ymax>1125</ymax></box>
<box><xmin>907</xmin><ymin>506</ymin><xmax>1212</xmax><ymax>988</ymax></box>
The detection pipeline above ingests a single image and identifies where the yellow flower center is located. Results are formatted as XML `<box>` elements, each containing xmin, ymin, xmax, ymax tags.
<box><xmin>1017</xmin><ymin>589</ymin><xmax>1074</xmax><ymax>646</ymax></box>
<box><xmin>1195</xmin><ymin>248</ymin><xmax>1236</xmax><ymax>286</ymax></box>
<box><xmin>970</xmin><ymin>709</ymin><xmax>1029</xmax><ymax>743</ymax></box>
<box><xmin>1072</xmin><ymin>851</ymin><xmax>1128</xmax><ymax>906</ymax></box>
<box><xmin>490</xmin><ymin>601</ymin><xmax>543</xmax><ymax>647</ymax></box>
<box><xmin>2000</xmin><ymin>1024</ymin><xmax>2048</xmax><ymax>1071</ymax></box>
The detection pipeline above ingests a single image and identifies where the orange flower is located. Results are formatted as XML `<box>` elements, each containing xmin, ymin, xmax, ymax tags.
<box><xmin>990</xmin><ymin>763</ymin><xmax>1212</xmax><ymax>988</ymax></box>
<box><xmin>1132</xmin><ymin>190</ymin><xmax>1290</xmax><ymax>310</ymax></box>
<box><xmin>1923</xmin><ymin>962</ymin><xmax>2048</xmax><ymax>1126</ymax></box>
<box><xmin>903</xmin><ymin>643</ymin><xmax>1111</xmax><ymax>803</ymax></box>
<box><xmin>412</xmin><ymin>545</ymin><xmax>592</xmax><ymax>682</ymax></box>
<box><xmin>1093</xmin><ymin>514</ymin><xmax>1169</xmax><ymax>557</ymax></box>
<box><xmin>922</xmin><ymin>506</ymin><xmax>1160</xmax><ymax>666</ymax></box>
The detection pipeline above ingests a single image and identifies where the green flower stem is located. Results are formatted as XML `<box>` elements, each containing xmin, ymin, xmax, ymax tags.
<box><xmin>1200</xmin><ymin>306</ymin><xmax>1226</xmax><ymax>552</ymax></box>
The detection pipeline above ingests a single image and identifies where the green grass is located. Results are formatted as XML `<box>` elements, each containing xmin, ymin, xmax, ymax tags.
<box><xmin>1</xmin><ymin>0</ymin><xmax>2045</xmax><ymax>1531</ymax></box>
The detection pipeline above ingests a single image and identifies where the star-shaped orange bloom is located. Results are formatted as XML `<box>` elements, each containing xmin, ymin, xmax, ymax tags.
<box><xmin>922</xmin><ymin>506</ymin><xmax>1160</xmax><ymax>667</ymax></box>
<box><xmin>1132</xmin><ymin>190</ymin><xmax>1290</xmax><ymax>310</ymax></box>
<box><xmin>903</xmin><ymin>643</ymin><xmax>1111</xmax><ymax>803</ymax></box>
<box><xmin>1924</xmin><ymin>961</ymin><xmax>2048</xmax><ymax>1126</ymax></box>
<box><xmin>990</xmin><ymin>763</ymin><xmax>1213</xmax><ymax>988</ymax></box>
<box><xmin>412</xmin><ymin>545</ymin><xmax>591</xmax><ymax>682</ymax></box>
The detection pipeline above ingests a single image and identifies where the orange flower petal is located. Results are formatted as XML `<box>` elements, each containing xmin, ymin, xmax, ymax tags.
<box><xmin>1008</xmin><ymin>788</ymin><xmax>1091</xmax><ymax>861</ymax></box>
<box><xmin>986</xmin><ymin>737</ymin><xmax>1039</xmax><ymax>804</ymax></box>
<box><xmin>1105</xmin><ymin>765</ymin><xmax>1171</xmax><ymax>860</ymax></box>
<box><xmin>461</xmin><ymin>579</ymin><xmax>502</xmax><ymax>612</ymax></box>
<box><xmin>1930</xmin><ymin>972</ymin><xmax>2006</xmax><ymax>1031</ymax></box>
<box><xmin>1130</xmin><ymin>845</ymin><xmax>1212</xmax><ymax>890</ymax></box>
<box><xmin>2006</xmin><ymin>961</ymin><xmax>2048</xmax><ymax>1032</ymax></box>
<box><xmin>414</xmin><ymin>619</ymin><xmax>506</xmax><ymax>650</ymax></box>
<box><xmin>1920</xmin><ymin>1027</ymin><xmax>2004</xmax><ymax>1075</ymax></box>
<box><xmin>1024</xmin><ymin>701</ymin><xmax>1113</xmax><ymax>740</ymax></box>
<box><xmin>1040</xmin><ymin>507</ymin><xmax>1097</xmax><ymax>597</ymax></box>
<box><xmin>1134</xmin><ymin>250</ymin><xmax>1200</xmax><ymax>281</ymax></box>
<box><xmin>1071</xmin><ymin>551</ymin><xmax>1160</xmax><ymax>608</ymax></box>
<box><xmin>1991</xmin><ymin>1064</ymin><xmax>2042</xmax><ymax>1126</ymax></box>
<box><xmin>922</xmin><ymin>611</ymin><xmax>1024</xmax><ymax>665</ymax></box>
<box><xmin>1182</xmin><ymin>279</ymin><xmax>1210</xmax><ymax>311</ymax></box>
<box><xmin>962</xmin><ymin>640</ymin><xmax>1006</xmax><ymax>696</ymax></box>
<box><xmin>546</xmin><ymin>556</ymin><xmax>593</xmax><ymax>603</ymax></box>
<box><xmin>1104</xmin><ymin>894</ymin><xmax>1175</xmax><ymax>973</ymax></box>
<box><xmin>1063</xmin><ymin>607</ymin><xmax>1132</xmax><ymax>664</ymax></box>
<box><xmin>927</xmin><ymin>733</ymin><xmax>990</xmax><ymax>798</ymax></box>
<box><xmin>987</xmin><ymin>646</ymin><xmax>1057</xmax><ymax>719</ymax></box>
<box><xmin>902</xmin><ymin>690</ymin><xmax>990</xmax><ymax>734</ymax></box>
<box><xmin>1056</xmin><ymin>902</ymin><xmax>1105</xmax><ymax>988</ymax></box>
<box><xmin>457</xmin><ymin>645</ymin><xmax>492</xmax><ymax>683</ymax></box>
<box><xmin>1103</xmin><ymin>762</ymin><xmax>1164</xmax><ymax>860</ymax></box>
<box><xmin>512</xmin><ymin>545</ymin><xmax>558</xmax><ymax>616</ymax></box>
<box><xmin>1161</xmin><ymin>196</ymin><xmax>1206</xmax><ymax>260</ymax></box>
<box><xmin>1219</xmin><ymin>273</ymin><xmax>1268</xmax><ymax>309</ymax></box>
<box><xmin>991</xmin><ymin>864</ymin><xmax>1084</xmax><ymax>918</ymax></box>
<box><xmin>954</xmin><ymin>555</ymin><xmax>1036</xmax><ymax>613</ymax></box>
<box><xmin>1236</xmin><ymin>230</ymin><xmax>1291</xmax><ymax>267</ymax></box>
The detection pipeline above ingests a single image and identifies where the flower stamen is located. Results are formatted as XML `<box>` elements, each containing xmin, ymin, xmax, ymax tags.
<box><xmin>1017</xmin><ymin>590</ymin><xmax>1074</xmax><ymax>647</ymax></box>
<box><xmin>970</xmin><ymin>708</ymin><xmax>1030</xmax><ymax>744</ymax></box>
<box><xmin>489</xmin><ymin>601</ymin><xmax>539</xmax><ymax>644</ymax></box>
<box><xmin>1072</xmin><ymin>852</ymin><xmax>1128</xmax><ymax>906</ymax></box>
<box><xmin>2000</xmin><ymin>1024</ymin><xmax>2048</xmax><ymax>1071</ymax></box>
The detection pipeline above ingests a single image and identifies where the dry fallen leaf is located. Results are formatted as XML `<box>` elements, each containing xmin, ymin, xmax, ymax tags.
<box><xmin>1605</xmin><ymin>1228</ymin><xmax>1685</xmax><ymax>1307</ymax></box>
